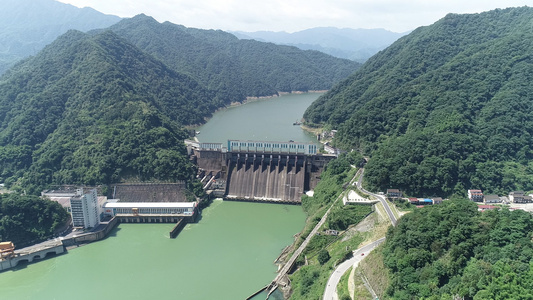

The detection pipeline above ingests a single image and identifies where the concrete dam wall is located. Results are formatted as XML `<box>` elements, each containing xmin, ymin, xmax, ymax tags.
<box><xmin>225</xmin><ymin>154</ymin><xmax>306</xmax><ymax>203</ymax></box>
<box><xmin>191</xmin><ymin>141</ymin><xmax>336</xmax><ymax>203</ymax></box>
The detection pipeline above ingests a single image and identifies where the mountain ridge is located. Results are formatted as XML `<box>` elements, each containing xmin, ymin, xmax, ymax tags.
<box><xmin>105</xmin><ymin>14</ymin><xmax>361</xmax><ymax>104</ymax></box>
<box><xmin>231</xmin><ymin>27</ymin><xmax>408</xmax><ymax>62</ymax></box>
<box><xmin>0</xmin><ymin>0</ymin><xmax>121</xmax><ymax>74</ymax></box>
<box><xmin>304</xmin><ymin>7</ymin><xmax>533</xmax><ymax>196</ymax></box>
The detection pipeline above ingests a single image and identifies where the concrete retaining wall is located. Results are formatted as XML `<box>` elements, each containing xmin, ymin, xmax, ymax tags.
<box><xmin>62</xmin><ymin>217</ymin><xmax>119</xmax><ymax>247</ymax></box>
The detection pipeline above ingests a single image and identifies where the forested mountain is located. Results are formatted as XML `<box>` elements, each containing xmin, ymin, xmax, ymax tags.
<box><xmin>106</xmin><ymin>15</ymin><xmax>361</xmax><ymax>103</ymax></box>
<box><xmin>0</xmin><ymin>0</ymin><xmax>121</xmax><ymax>75</ymax></box>
<box><xmin>0</xmin><ymin>30</ymin><xmax>217</xmax><ymax>193</ymax></box>
<box><xmin>0</xmin><ymin>12</ymin><xmax>358</xmax><ymax>193</ymax></box>
<box><xmin>232</xmin><ymin>27</ymin><xmax>407</xmax><ymax>63</ymax></box>
<box><xmin>383</xmin><ymin>200</ymin><xmax>533</xmax><ymax>299</ymax></box>
<box><xmin>304</xmin><ymin>7</ymin><xmax>533</xmax><ymax>197</ymax></box>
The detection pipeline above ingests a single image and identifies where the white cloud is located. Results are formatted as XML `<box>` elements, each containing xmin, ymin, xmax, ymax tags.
<box><xmin>58</xmin><ymin>0</ymin><xmax>532</xmax><ymax>32</ymax></box>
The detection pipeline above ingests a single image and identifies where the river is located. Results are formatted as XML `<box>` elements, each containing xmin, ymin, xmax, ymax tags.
<box><xmin>0</xmin><ymin>92</ymin><xmax>322</xmax><ymax>300</ymax></box>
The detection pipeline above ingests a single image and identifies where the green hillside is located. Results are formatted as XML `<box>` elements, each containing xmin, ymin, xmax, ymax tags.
<box><xmin>383</xmin><ymin>200</ymin><xmax>533</xmax><ymax>299</ymax></box>
<box><xmin>0</xmin><ymin>30</ymin><xmax>215</xmax><ymax>193</ymax></box>
<box><xmin>304</xmin><ymin>7</ymin><xmax>533</xmax><ymax>196</ymax></box>
<box><xmin>107</xmin><ymin>14</ymin><xmax>361</xmax><ymax>103</ymax></box>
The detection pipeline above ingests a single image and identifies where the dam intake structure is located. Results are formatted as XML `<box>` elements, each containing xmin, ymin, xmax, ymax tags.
<box><xmin>188</xmin><ymin>140</ymin><xmax>335</xmax><ymax>203</ymax></box>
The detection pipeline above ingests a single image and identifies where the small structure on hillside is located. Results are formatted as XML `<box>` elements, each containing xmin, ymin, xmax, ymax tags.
<box><xmin>0</xmin><ymin>242</ymin><xmax>15</xmax><ymax>259</ymax></box>
<box><xmin>478</xmin><ymin>205</ymin><xmax>498</xmax><ymax>211</ymax></box>
<box><xmin>386</xmin><ymin>189</ymin><xmax>402</xmax><ymax>199</ymax></box>
<box><xmin>509</xmin><ymin>191</ymin><xmax>533</xmax><ymax>203</ymax></box>
<box><xmin>324</xmin><ymin>229</ymin><xmax>339</xmax><ymax>236</ymax></box>
<box><xmin>343</xmin><ymin>190</ymin><xmax>378</xmax><ymax>205</ymax></box>
<box><xmin>468</xmin><ymin>189</ymin><xmax>484</xmax><ymax>202</ymax></box>
<box><xmin>484</xmin><ymin>194</ymin><xmax>501</xmax><ymax>204</ymax></box>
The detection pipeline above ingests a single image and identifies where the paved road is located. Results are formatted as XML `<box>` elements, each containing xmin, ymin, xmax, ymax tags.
<box><xmin>321</xmin><ymin>167</ymin><xmax>398</xmax><ymax>300</ymax></box>
<box><xmin>323</xmin><ymin>237</ymin><xmax>386</xmax><ymax>300</ymax></box>
<box><xmin>356</xmin><ymin>169</ymin><xmax>397</xmax><ymax>226</ymax></box>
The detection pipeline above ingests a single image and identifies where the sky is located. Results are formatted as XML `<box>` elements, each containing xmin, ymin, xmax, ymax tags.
<box><xmin>57</xmin><ymin>0</ymin><xmax>531</xmax><ymax>33</ymax></box>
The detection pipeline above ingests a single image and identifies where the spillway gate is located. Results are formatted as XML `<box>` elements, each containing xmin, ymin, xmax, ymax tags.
<box><xmin>188</xmin><ymin>140</ymin><xmax>335</xmax><ymax>204</ymax></box>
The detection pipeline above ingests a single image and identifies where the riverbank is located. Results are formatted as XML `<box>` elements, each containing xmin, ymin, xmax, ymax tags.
<box><xmin>233</xmin><ymin>90</ymin><xmax>327</xmax><ymax>108</ymax></box>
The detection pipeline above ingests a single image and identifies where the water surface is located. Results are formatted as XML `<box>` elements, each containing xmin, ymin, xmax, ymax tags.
<box><xmin>0</xmin><ymin>93</ymin><xmax>322</xmax><ymax>299</ymax></box>
<box><xmin>0</xmin><ymin>201</ymin><xmax>305</xmax><ymax>299</ymax></box>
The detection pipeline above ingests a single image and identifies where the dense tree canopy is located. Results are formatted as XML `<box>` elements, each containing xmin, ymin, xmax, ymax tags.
<box><xmin>304</xmin><ymin>7</ymin><xmax>533</xmax><ymax>196</ymax></box>
<box><xmin>0</xmin><ymin>30</ymin><xmax>214</xmax><ymax>193</ymax></box>
<box><xmin>383</xmin><ymin>200</ymin><xmax>533</xmax><ymax>299</ymax></box>
<box><xmin>0</xmin><ymin>193</ymin><xmax>69</xmax><ymax>247</ymax></box>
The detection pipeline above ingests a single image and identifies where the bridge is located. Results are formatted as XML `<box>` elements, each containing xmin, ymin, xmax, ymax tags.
<box><xmin>0</xmin><ymin>239</ymin><xmax>65</xmax><ymax>271</ymax></box>
<box><xmin>189</xmin><ymin>140</ymin><xmax>335</xmax><ymax>203</ymax></box>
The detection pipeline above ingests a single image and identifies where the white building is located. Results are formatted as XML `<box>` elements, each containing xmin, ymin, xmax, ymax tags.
<box><xmin>468</xmin><ymin>189</ymin><xmax>484</xmax><ymax>202</ymax></box>
<box><xmin>70</xmin><ymin>189</ymin><xmax>100</xmax><ymax>228</ymax></box>
<box><xmin>103</xmin><ymin>202</ymin><xmax>196</xmax><ymax>216</ymax></box>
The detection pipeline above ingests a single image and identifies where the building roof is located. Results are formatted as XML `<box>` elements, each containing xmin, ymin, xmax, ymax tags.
<box><xmin>484</xmin><ymin>194</ymin><xmax>500</xmax><ymax>201</ymax></box>
<box><xmin>0</xmin><ymin>242</ymin><xmax>14</xmax><ymax>249</ymax></box>
<box><xmin>49</xmin><ymin>197</ymin><xmax>72</xmax><ymax>208</ymax></box>
<box><xmin>387</xmin><ymin>189</ymin><xmax>400</xmax><ymax>193</ymax></box>
<box><xmin>478</xmin><ymin>205</ymin><xmax>497</xmax><ymax>210</ymax></box>
<box><xmin>104</xmin><ymin>202</ymin><xmax>196</xmax><ymax>209</ymax></box>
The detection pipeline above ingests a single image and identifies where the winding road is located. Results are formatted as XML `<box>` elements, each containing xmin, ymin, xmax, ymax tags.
<box><xmin>323</xmin><ymin>237</ymin><xmax>385</xmax><ymax>300</ymax></box>
<box><xmin>356</xmin><ymin>168</ymin><xmax>397</xmax><ymax>226</ymax></box>
<box><xmin>323</xmin><ymin>167</ymin><xmax>398</xmax><ymax>300</ymax></box>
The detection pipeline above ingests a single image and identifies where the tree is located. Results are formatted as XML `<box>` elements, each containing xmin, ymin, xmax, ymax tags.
<box><xmin>317</xmin><ymin>249</ymin><xmax>331</xmax><ymax>265</ymax></box>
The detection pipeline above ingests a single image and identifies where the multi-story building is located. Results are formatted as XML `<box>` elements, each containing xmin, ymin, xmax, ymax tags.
<box><xmin>509</xmin><ymin>191</ymin><xmax>525</xmax><ymax>203</ymax></box>
<box><xmin>468</xmin><ymin>189</ymin><xmax>484</xmax><ymax>202</ymax></box>
<box><xmin>70</xmin><ymin>188</ymin><xmax>100</xmax><ymax>228</ymax></box>
<box><xmin>509</xmin><ymin>191</ymin><xmax>533</xmax><ymax>203</ymax></box>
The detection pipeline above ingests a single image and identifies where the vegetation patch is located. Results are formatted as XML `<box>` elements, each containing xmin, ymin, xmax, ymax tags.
<box><xmin>0</xmin><ymin>193</ymin><xmax>69</xmax><ymax>247</ymax></box>
<box><xmin>383</xmin><ymin>199</ymin><xmax>533</xmax><ymax>299</ymax></box>
<box><xmin>327</xmin><ymin>203</ymin><xmax>373</xmax><ymax>231</ymax></box>
<box><xmin>358</xmin><ymin>243</ymin><xmax>390</xmax><ymax>299</ymax></box>
<box><xmin>352</xmin><ymin>269</ymin><xmax>373</xmax><ymax>300</ymax></box>
<box><xmin>337</xmin><ymin>266</ymin><xmax>353</xmax><ymax>300</ymax></box>
<box><xmin>304</xmin><ymin>7</ymin><xmax>533</xmax><ymax>197</ymax></box>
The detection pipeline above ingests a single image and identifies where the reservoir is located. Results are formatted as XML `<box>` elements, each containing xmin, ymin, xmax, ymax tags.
<box><xmin>0</xmin><ymin>92</ymin><xmax>322</xmax><ymax>299</ymax></box>
<box><xmin>196</xmin><ymin>93</ymin><xmax>320</xmax><ymax>144</ymax></box>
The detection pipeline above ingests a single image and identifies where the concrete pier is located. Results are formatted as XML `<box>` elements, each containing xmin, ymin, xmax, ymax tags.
<box><xmin>169</xmin><ymin>218</ymin><xmax>187</xmax><ymax>238</ymax></box>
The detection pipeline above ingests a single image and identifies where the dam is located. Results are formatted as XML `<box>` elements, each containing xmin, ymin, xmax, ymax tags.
<box><xmin>189</xmin><ymin>139</ymin><xmax>335</xmax><ymax>203</ymax></box>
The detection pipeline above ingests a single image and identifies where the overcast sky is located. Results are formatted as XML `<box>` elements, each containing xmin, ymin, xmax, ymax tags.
<box><xmin>57</xmin><ymin>0</ymin><xmax>531</xmax><ymax>33</ymax></box>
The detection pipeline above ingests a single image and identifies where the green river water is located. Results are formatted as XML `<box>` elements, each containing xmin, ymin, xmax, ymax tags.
<box><xmin>0</xmin><ymin>92</ymin><xmax>322</xmax><ymax>300</ymax></box>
